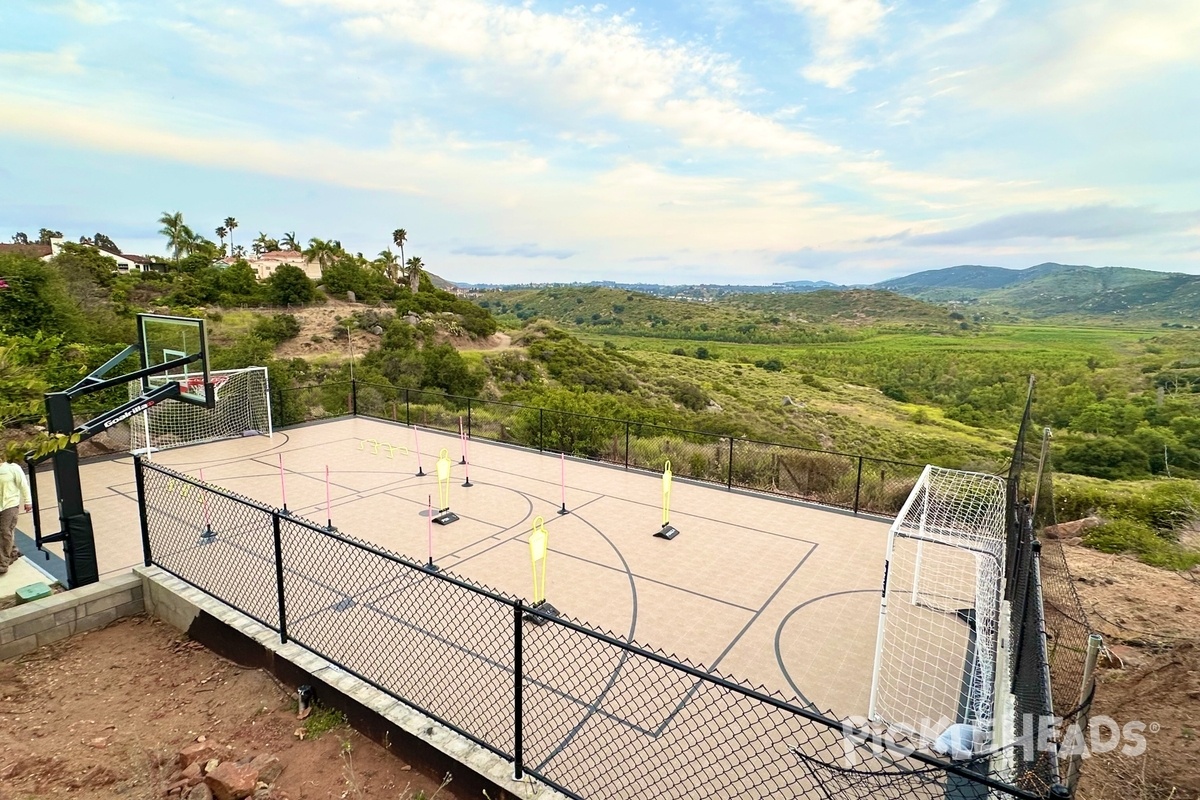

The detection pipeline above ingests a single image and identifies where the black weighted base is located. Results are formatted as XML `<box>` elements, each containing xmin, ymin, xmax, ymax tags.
<box><xmin>654</xmin><ymin>524</ymin><xmax>681</xmax><ymax>540</ymax></box>
<box><xmin>433</xmin><ymin>510</ymin><xmax>459</xmax><ymax>526</ymax></box>
<box><xmin>199</xmin><ymin>525</ymin><xmax>216</xmax><ymax>544</ymax></box>
<box><xmin>557</xmin><ymin>504</ymin><xmax>569</xmax><ymax>515</ymax></box>
<box><xmin>416</xmin><ymin>467</ymin><xmax>426</xmax><ymax>477</ymax></box>
<box><xmin>462</xmin><ymin>478</ymin><xmax>473</xmax><ymax>488</ymax></box>
<box><xmin>424</xmin><ymin>560</ymin><xmax>440</xmax><ymax>573</ymax></box>
<box><xmin>523</xmin><ymin>600</ymin><xmax>560</xmax><ymax>625</ymax></box>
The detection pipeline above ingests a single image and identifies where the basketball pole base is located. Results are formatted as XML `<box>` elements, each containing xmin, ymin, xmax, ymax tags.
<box><xmin>433</xmin><ymin>510</ymin><xmax>459</xmax><ymax>526</ymax></box>
<box><xmin>523</xmin><ymin>599</ymin><xmax>560</xmax><ymax>625</ymax></box>
<box><xmin>655</xmin><ymin>523</ymin><xmax>680</xmax><ymax>540</ymax></box>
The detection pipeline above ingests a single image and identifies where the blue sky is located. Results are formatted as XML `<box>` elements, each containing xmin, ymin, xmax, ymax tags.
<box><xmin>2</xmin><ymin>0</ymin><xmax>1198</xmax><ymax>284</ymax></box>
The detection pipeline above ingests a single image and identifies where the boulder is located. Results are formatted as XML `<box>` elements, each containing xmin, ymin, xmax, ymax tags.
<box><xmin>1043</xmin><ymin>516</ymin><xmax>1103</xmax><ymax>540</ymax></box>
<box><xmin>205</xmin><ymin>762</ymin><xmax>260</xmax><ymax>800</ymax></box>
<box><xmin>178</xmin><ymin>742</ymin><xmax>218</xmax><ymax>769</ymax></box>
<box><xmin>346</xmin><ymin>291</ymin><xmax>356</xmax><ymax>303</ymax></box>
<box><xmin>782</xmin><ymin>396</ymin><xmax>794</xmax><ymax>406</ymax></box>
<box><xmin>249</xmin><ymin>754</ymin><xmax>283</xmax><ymax>785</ymax></box>
<box><xmin>186</xmin><ymin>784</ymin><xmax>215</xmax><ymax>800</ymax></box>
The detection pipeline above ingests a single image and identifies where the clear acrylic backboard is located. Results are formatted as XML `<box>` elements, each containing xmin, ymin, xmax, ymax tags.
<box><xmin>137</xmin><ymin>313</ymin><xmax>214</xmax><ymax>407</ymax></box>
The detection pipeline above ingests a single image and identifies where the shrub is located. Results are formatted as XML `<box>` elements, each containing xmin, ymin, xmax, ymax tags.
<box><xmin>1083</xmin><ymin>519</ymin><xmax>1200</xmax><ymax>571</ymax></box>
<box><xmin>253</xmin><ymin>313</ymin><xmax>301</xmax><ymax>344</ymax></box>
<box><xmin>694</xmin><ymin>347</ymin><xmax>710</xmax><ymax>360</ymax></box>
<box><xmin>881</xmin><ymin>385</ymin><xmax>908</xmax><ymax>402</ymax></box>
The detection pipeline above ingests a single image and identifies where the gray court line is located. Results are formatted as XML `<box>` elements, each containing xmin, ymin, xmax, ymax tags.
<box><xmin>773</xmin><ymin>589</ymin><xmax>878</xmax><ymax>714</ymax></box>
<box><xmin>205</xmin><ymin>532</ymin><xmax>658</xmax><ymax>738</ymax></box>
<box><xmin>441</xmin><ymin>494</ymin><xmax>605</xmax><ymax>567</ymax></box>
<box><xmin>646</xmin><ymin>542</ymin><xmax>819</xmax><ymax>739</ymax></box>
<box><xmin>531</xmin><ymin>509</ymin><xmax>640</xmax><ymax>774</ymax></box>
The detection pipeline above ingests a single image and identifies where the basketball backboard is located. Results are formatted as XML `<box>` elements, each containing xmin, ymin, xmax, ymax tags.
<box><xmin>137</xmin><ymin>313</ymin><xmax>214</xmax><ymax>407</ymax></box>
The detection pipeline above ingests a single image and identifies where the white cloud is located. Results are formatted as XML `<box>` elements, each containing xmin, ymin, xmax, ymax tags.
<box><xmin>285</xmin><ymin>0</ymin><xmax>838</xmax><ymax>156</ymax></box>
<box><xmin>60</xmin><ymin>0</ymin><xmax>123</xmax><ymax>25</ymax></box>
<box><xmin>0</xmin><ymin>47</ymin><xmax>84</xmax><ymax>75</ymax></box>
<box><xmin>784</xmin><ymin>0</ymin><xmax>886</xmax><ymax>88</ymax></box>
<box><xmin>936</xmin><ymin>0</ymin><xmax>1200</xmax><ymax>107</ymax></box>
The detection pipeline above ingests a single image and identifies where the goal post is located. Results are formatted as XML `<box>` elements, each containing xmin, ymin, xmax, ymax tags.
<box><xmin>128</xmin><ymin>366</ymin><xmax>273</xmax><ymax>454</ymax></box>
<box><xmin>868</xmin><ymin>465</ymin><xmax>1008</xmax><ymax>755</ymax></box>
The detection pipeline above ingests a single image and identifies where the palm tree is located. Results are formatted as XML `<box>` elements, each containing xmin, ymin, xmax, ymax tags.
<box><xmin>303</xmin><ymin>237</ymin><xmax>341</xmax><ymax>273</ymax></box>
<box><xmin>281</xmin><ymin>231</ymin><xmax>300</xmax><ymax>251</ymax></box>
<box><xmin>158</xmin><ymin>211</ymin><xmax>190</xmax><ymax>262</ymax></box>
<box><xmin>252</xmin><ymin>232</ymin><xmax>271</xmax><ymax>257</ymax></box>
<box><xmin>376</xmin><ymin>249</ymin><xmax>400</xmax><ymax>283</ymax></box>
<box><xmin>215</xmin><ymin>226</ymin><xmax>228</xmax><ymax>255</ymax></box>
<box><xmin>224</xmin><ymin>217</ymin><xmax>238</xmax><ymax>254</ymax></box>
<box><xmin>404</xmin><ymin>256</ymin><xmax>424</xmax><ymax>294</ymax></box>
<box><xmin>392</xmin><ymin>229</ymin><xmax>407</xmax><ymax>268</ymax></box>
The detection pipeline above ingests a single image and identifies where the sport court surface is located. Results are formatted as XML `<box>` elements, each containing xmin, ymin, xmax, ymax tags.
<box><xmin>32</xmin><ymin>416</ymin><xmax>892</xmax><ymax>718</ymax></box>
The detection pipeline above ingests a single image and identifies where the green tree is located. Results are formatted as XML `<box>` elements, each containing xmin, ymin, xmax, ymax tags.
<box><xmin>218</xmin><ymin>260</ymin><xmax>260</xmax><ymax>303</ymax></box>
<box><xmin>224</xmin><ymin>217</ymin><xmax>238</xmax><ymax>254</ymax></box>
<box><xmin>1059</xmin><ymin>437</ymin><xmax>1151</xmax><ymax>480</ymax></box>
<box><xmin>376</xmin><ymin>249</ymin><xmax>400</xmax><ymax>283</ymax></box>
<box><xmin>267</xmin><ymin>264</ymin><xmax>316</xmax><ymax>305</ymax></box>
<box><xmin>420</xmin><ymin>343</ymin><xmax>484</xmax><ymax>396</ymax></box>
<box><xmin>303</xmin><ymin>237</ymin><xmax>342</xmax><ymax>273</ymax></box>
<box><xmin>392</xmin><ymin>228</ymin><xmax>407</xmax><ymax>270</ymax></box>
<box><xmin>37</xmin><ymin>228</ymin><xmax>63</xmax><ymax>244</ymax></box>
<box><xmin>10</xmin><ymin>232</ymin><xmax>29</xmax><ymax>245</ymax></box>
<box><xmin>281</xmin><ymin>231</ymin><xmax>300</xmax><ymax>251</ymax></box>
<box><xmin>158</xmin><ymin>211</ymin><xmax>193</xmax><ymax>262</ymax></box>
<box><xmin>215</xmin><ymin>225</ymin><xmax>228</xmax><ymax>255</ymax></box>
<box><xmin>404</xmin><ymin>255</ymin><xmax>423</xmax><ymax>294</ymax></box>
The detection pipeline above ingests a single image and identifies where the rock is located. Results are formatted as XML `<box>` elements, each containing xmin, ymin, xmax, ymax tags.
<box><xmin>1064</xmin><ymin>537</ymin><xmax>1083</xmax><ymax>546</ymax></box>
<box><xmin>782</xmin><ymin>396</ymin><xmax>794</xmax><ymax>406</ymax></box>
<box><xmin>178</xmin><ymin>742</ymin><xmax>218</xmax><ymax>769</ymax></box>
<box><xmin>249</xmin><ymin>754</ymin><xmax>283</xmax><ymax>784</ymax></box>
<box><xmin>90</xmin><ymin>737</ymin><xmax>108</xmax><ymax>748</ymax></box>
<box><xmin>346</xmin><ymin>291</ymin><xmax>356</xmax><ymax>303</ymax></box>
<box><xmin>1043</xmin><ymin>516</ymin><xmax>1103</xmax><ymax>540</ymax></box>
<box><xmin>1101</xmin><ymin>644</ymin><xmax>1147</xmax><ymax>670</ymax></box>
<box><xmin>205</xmin><ymin>761</ymin><xmax>260</xmax><ymax>800</ymax></box>
<box><xmin>183</xmin><ymin>762</ymin><xmax>203</xmax><ymax>783</ymax></box>
<box><xmin>370</xmin><ymin>325</ymin><xmax>383</xmax><ymax>335</ymax></box>
<box><xmin>403</xmin><ymin>313</ymin><xmax>420</xmax><ymax>325</ymax></box>
<box><xmin>204</xmin><ymin>759</ymin><xmax>220</xmax><ymax>774</ymax></box>
<box><xmin>186</xmin><ymin>784</ymin><xmax>215</xmax><ymax>800</ymax></box>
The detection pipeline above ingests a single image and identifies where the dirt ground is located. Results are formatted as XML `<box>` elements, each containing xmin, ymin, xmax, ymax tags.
<box><xmin>1066</xmin><ymin>542</ymin><xmax>1200</xmax><ymax>800</ymax></box>
<box><xmin>0</xmin><ymin>615</ymin><xmax>465</xmax><ymax>800</ymax></box>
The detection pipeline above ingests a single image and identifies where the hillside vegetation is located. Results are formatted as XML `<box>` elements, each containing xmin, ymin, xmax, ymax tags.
<box><xmin>2</xmin><ymin>244</ymin><xmax>1197</xmax><ymax>570</ymax></box>
<box><xmin>874</xmin><ymin>262</ymin><xmax>1200</xmax><ymax>323</ymax></box>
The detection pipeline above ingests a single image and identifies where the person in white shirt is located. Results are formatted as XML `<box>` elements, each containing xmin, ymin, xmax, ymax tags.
<box><xmin>0</xmin><ymin>456</ymin><xmax>32</xmax><ymax>575</ymax></box>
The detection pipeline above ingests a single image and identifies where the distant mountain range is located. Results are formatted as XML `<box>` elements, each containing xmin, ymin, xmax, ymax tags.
<box><xmin>869</xmin><ymin>262</ymin><xmax>1200</xmax><ymax>321</ymax></box>
<box><xmin>458</xmin><ymin>263</ymin><xmax>1199</xmax><ymax>322</ymax></box>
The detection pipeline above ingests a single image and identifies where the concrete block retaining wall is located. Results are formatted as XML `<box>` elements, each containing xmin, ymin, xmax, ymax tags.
<box><xmin>0</xmin><ymin>573</ymin><xmax>144</xmax><ymax>661</ymax></box>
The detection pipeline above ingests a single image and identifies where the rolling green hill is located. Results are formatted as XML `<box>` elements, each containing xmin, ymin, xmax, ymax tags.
<box><xmin>873</xmin><ymin>263</ymin><xmax>1200</xmax><ymax>323</ymax></box>
<box><xmin>478</xmin><ymin>286</ymin><xmax>961</xmax><ymax>344</ymax></box>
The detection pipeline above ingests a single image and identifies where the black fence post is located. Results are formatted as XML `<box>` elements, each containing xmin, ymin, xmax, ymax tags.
<box><xmin>273</xmin><ymin>513</ymin><xmax>288</xmax><ymax>644</ymax></box>
<box><xmin>134</xmin><ymin>455</ymin><xmax>152</xmax><ymax>567</ymax></box>
<box><xmin>351</xmin><ymin>379</ymin><xmax>358</xmax><ymax>416</ymax></box>
<box><xmin>853</xmin><ymin>456</ymin><xmax>864</xmax><ymax>515</ymax></box>
<box><xmin>513</xmin><ymin>600</ymin><xmax>524</xmax><ymax>780</ymax></box>
<box><xmin>404</xmin><ymin>388</ymin><xmax>411</xmax><ymax>426</ymax></box>
<box><xmin>538</xmin><ymin>408</ymin><xmax>544</xmax><ymax>452</ymax></box>
<box><xmin>467</xmin><ymin>399</ymin><xmax>472</xmax><ymax>440</ymax></box>
<box><xmin>727</xmin><ymin>437</ymin><xmax>734</xmax><ymax>489</ymax></box>
<box><xmin>624</xmin><ymin>421</ymin><xmax>630</xmax><ymax>469</ymax></box>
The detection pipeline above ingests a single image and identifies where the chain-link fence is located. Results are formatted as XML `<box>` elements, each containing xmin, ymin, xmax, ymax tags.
<box><xmin>312</xmin><ymin>382</ymin><xmax>929</xmax><ymax>517</ymax></box>
<box><xmin>137</xmin><ymin>455</ymin><xmax>1047</xmax><ymax>800</ymax></box>
<box><xmin>1004</xmin><ymin>379</ymin><xmax>1095</xmax><ymax>796</ymax></box>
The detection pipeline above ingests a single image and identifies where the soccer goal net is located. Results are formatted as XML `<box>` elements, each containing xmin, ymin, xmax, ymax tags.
<box><xmin>868</xmin><ymin>465</ymin><xmax>1009</xmax><ymax>757</ymax></box>
<box><xmin>128</xmin><ymin>366</ymin><xmax>272</xmax><ymax>454</ymax></box>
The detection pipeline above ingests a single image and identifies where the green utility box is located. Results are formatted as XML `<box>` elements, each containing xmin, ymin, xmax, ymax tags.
<box><xmin>15</xmin><ymin>582</ymin><xmax>52</xmax><ymax>604</ymax></box>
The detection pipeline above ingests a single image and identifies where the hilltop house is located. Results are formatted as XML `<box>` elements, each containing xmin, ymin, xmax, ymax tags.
<box><xmin>0</xmin><ymin>237</ymin><xmax>168</xmax><ymax>273</ymax></box>
<box><xmin>223</xmin><ymin>250</ymin><xmax>320</xmax><ymax>282</ymax></box>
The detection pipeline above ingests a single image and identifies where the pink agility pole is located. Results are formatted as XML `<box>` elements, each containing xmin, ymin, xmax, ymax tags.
<box><xmin>199</xmin><ymin>468</ymin><xmax>215</xmax><ymax>538</ymax></box>
<box><xmin>557</xmin><ymin>452</ymin><xmax>569</xmax><ymax>515</ymax></box>
<box><xmin>278</xmin><ymin>453</ymin><xmax>288</xmax><ymax>512</ymax></box>
<box><xmin>412</xmin><ymin>425</ymin><xmax>426</xmax><ymax>477</ymax></box>
<box><xmin>325</xmin><ymin>465</ymin><xmax>334</xmax><ymax>530</ymax></box>
<box><xmin>458</xmin><ymin>417</ymin><xmax>467</xmax><ymax>465</ymax></box>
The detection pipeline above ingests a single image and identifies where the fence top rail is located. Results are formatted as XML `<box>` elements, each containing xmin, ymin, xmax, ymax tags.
<box><xmin>140</xmin><ymin>458</ymin><xmax>277</xmax><ymax>514</ymax></box>
<box><xmin>351</xmin><ymin>385</ymin><xmax>931</xmax><ymax>469</ymax></box>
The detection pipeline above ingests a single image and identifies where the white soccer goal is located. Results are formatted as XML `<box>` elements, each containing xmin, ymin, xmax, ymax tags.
<box><xmin>129</xmin><ymin>366</ymin><xmax>273</xmax><ymax>454</ymax></box>
<box><xmin>867</xmin><ymin>465</ymin><xmax>1008</xmax><ymax>756</ymax></box>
